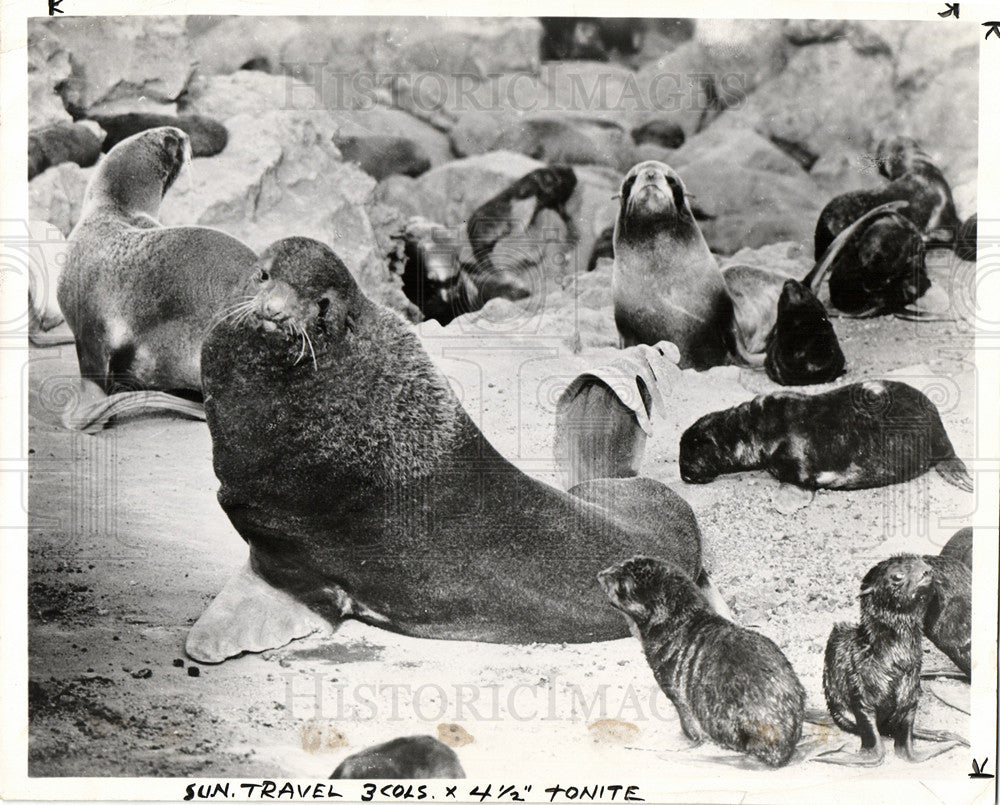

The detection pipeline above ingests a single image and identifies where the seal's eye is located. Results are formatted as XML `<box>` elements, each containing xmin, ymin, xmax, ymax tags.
<box><xmin>317</xmin><ymin>298</ymin><xmax>330</xmax><ymax>317</ymax></box>
<box><xmin>259</xmin><ymin>269</ymin><xmax>270</xmax><ymax>282</ymax></box>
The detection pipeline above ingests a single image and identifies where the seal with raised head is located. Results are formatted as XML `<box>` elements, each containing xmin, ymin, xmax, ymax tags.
<box><xmin>764</xmin><ymin>279</ymin><xmax>845</xmax><ymax>386</ymax></box>
<box><xmin>814</xmin><ymin>137</ymin><xmax>961</xmax><ymax>258</ymax></box>
<box><xmin>612</xmin><ymin>160</ymin><xmax>734</xmax><ymax>370</ymax></box>
<box><xmin>599</xmin><ymin>556</ymin><xmax>805</xmax><ymax>767</ymax></box>
<box><xmin>818</xmin><ymin>555</ymin><xmax>966</xmax><ymax>765</ymax></box>
<box><xmin>187</xmin><ymin>236</ymin><xmax>710</xmax><ymax>663</ymax></box>
<box><xmin>57</xmin><ymin>126</ymin><xmax>257</xmax><ymax>430</ymax></box>
<box><xmin>679</xmin><ymin>380</ymin><xmax>972</xmax><ymax>492</ymax></box>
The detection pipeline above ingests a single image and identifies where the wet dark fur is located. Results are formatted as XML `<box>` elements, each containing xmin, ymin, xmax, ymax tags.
<box><xmin>923</xmin><ymin>530</ymin><xmax>972</xmax><ymax>677</ymax></box>
<box><xmin>330</xmin><ymin>736</ymin><xmax>465</xmax><ymax>779</ymax></box>
<box><xmin>822</xmin><ymin>556</ymin><xmax>934</xmax><ymax>761</ymax></box>
<box><xmin>201</xmin><ymin>236</ymin><xmax>706</xmax><ymax>644</ymax></box>
<box><xmin>90</xmin><ymin>113</ymin><xmax>229</xmax><ymax>157</ymax></box>
<box><xmin>586</xmin><ymin>226</ymin><xmax>615</xmax><ymax>271</ymax></box>
<box><xmin>821</xmin><ymin>211</ymin><xmax>930</xmax><ymax>316</ymax></box>
<box><xmin>814</xmin><ymin>137</ymin><xmax>960</xmax><ymax>259</ymax></box>
<box><xmin>466</xmin><ymin>166</ymin><xmax>578</xmax><ymax>268</ymax></box>
<box><xmin>334</xmin><ymin>134</ymin><xmax>431</xmax><ymax>180</ymax></box>
<box><xmin>28</xmin><ymin>123</ymin><xmax>102</xmax><ymax>179</ymax></box>
<box><xmin>679</xmin><ymin>380</ymin><xmax>972</xmax><ymax>491</ymax></box>
<box><xmin>599</xmin><ymin>556</ymin><xmax>805</xmax><ymax>767</ymax></box>
<box><xmin>764</xmin><ymin>279</ymin><xmax>845</xmax><ymax>386</ymax></box>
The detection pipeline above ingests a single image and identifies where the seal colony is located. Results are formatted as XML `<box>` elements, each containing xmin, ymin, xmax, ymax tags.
<box><xmin>187</xmin><ymin>237</ymin><xmax>716</xmax><ymax>663</ymax></box>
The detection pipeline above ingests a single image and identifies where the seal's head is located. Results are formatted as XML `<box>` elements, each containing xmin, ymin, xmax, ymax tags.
<box><xmin>221</xmin><ymin>237</ymin><xmax>365</xmax><ymax>367</ymax></box>
<box><xmin>678</xmin><ymin>413</ymin><xmax>729</xmax><ymax>483</ymax></box>
<box><xmin>598</xmin><ymin>555</ymin><xmax>697</xmax><ymax>630</ymax></box>
<box><xmin>87</xmin><ymin>126</ymin><xmax>191</xmax><ymax>217</ymax></box>
<box><xmin>860</xmin><ymin>555</ymin><xmax>934</xmax><ymax>614</ymax></box>
<box><xmin>765</xmin><ymin>279</ymin><xmax>846</xmax><ymax>386</ymax></box>
<box><xmin>615</xmin><ymin>160</ymin><xmax>695</xmax><ymax>241</ymax></box>
<box><xmin>875</xmin><ymin>136</ymin><xmax>930</xmax><ymax>180</ymax></box>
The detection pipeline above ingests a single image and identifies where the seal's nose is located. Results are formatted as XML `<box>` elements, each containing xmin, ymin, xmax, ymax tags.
<box><xmin>263</xmin><ymin>296</ymin><xmax>287</xmax><ymax>320</ymax></box>
<box><xmin>644</xmin><ymin>168</ymin><xmax>659</xmax><ymax>182</ymax></box>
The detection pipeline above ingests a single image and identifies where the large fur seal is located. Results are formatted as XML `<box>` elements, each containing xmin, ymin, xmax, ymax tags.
<box><xmin>57</xmin><ymin>126</ymin><xmax>257</xmax><ymax>430</ymax></box>
<box><xmin>613</xmin><ymin>161</ymin><xmax>735</xmax><ymax>369</ymax></box>
<box><xmin>187</xmin><ymin>236</ymin><xmax>713</xmax><ymax>663</ymax></box>
<box><xmin>679</xmin><ymin>380</ymin><xmax>972</xmax><ymax>492</ymax></box>
<box><xmin>814</xmin><ymin>137</ymin><xmax>961</xmax><ymax>258</ymax></box>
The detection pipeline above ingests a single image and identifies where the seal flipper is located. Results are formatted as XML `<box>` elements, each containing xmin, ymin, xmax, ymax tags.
<box><xmin>186</xmin><ymin>559</ymin><xmax>330</xmax><ymax>664</ymax></box>
<box><xmin>61</xmin><ymin>381</ymin><xmax>206</xmax><ymax>433</ymax></box>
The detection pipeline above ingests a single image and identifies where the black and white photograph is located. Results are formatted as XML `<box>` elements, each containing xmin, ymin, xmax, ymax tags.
<box><xmin>2</xmin><ymin>2</ymin><xmax>998</xmax><ymax>802</ymax></box>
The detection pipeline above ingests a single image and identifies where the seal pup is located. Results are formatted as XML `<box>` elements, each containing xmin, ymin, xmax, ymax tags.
<box><xmin>28</xmin><ymin>122</ymin><xmax>102</xmax><ymax>180</ymax></box>
<box><xmin>89</xmin><ymin>112</ymin><xmax>228</xmax><ymax>157</ymax></box>
<box><xmin>818</xmin><ymin>556</ymin><xmax>966</xmax><ymax>765</ymax></box>
<box><xmin>599</xmin><ymin>556</ymin><xmax>805</xmax><ymax>767</ymax></box>
<box><xmin>807</xmin><ymin>201</ymin><xmax>929</xmax><ymax>318</ymax></box>
<box><xmin>923</xmin><ymin>531</ymin><xmax>972</xmax><ymax>678</ymax></box>
<box><xmin>764</xmin><ymin>279</ymin><xmax>845</xmax><ymax>386</ymax></box>
<box><xmin>188</xmin><ymin>236</ymin><xmax>710</xmax><ymax>663</ymax></box>
<box><xmin>57</xmin><ymin>127</ymin><xmax>257</xmax><ymax>430</ymax></box>
<box><xmin>330</xmin><ymin>736</ymin><xmax>465</xmax><ymax>779</ymax></box>
<box><xmin>334</xmin><ymin>133</ymin><xmax>431</xmax><ymax>180</ymax></box>
<box><xmin>613</xmin><ymin>161</ymin><xmax>735</xmax><ymax>369</ymax></box>
<box><xmin>814</xmin><ymin>137</ymin><xmax>961</xmax><ymax>258</ymax></box>
<box><xmin>679</xmin><ymin>380</ymin><xmax>972</xmax><ymax>492</ymax></box>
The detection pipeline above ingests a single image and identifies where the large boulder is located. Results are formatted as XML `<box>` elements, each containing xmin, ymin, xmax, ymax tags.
<box><xmin>39</xmin><ymin>16</ymin><xmax>196</xmax><ymax>115</ymax></box>
<box><xmin>157</xmin><ymin>110</ymin><xmax>401</xmax><ymax>307</ymax></box>
<box><xmin>186</xmin><ymin>15</ymin><xmax>309</xmax><ymax>75</ymax></box>
<box><xmin>27</xmin><ymin>23</ymin><xmax>73</xmax><ymax>128</ymax></box>
<box><xmin>29</xmin><ymin>162</ymin><xmax>93</xmax><ymax>237</ymax></box>
<box><xmin>178</xmin><ymin>70</ymin><xmax>324</xmax><ymax>120</ymax></box>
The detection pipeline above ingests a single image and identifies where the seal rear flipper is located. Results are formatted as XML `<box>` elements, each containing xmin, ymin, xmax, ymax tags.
<box><xmin>186</xmin><ymin>559</ymin><xmax>330</xmax><ymax>664</ymax></box>
<box><xmin>935</xmin><ymin>457</ymin><xmax>973</xmax><ymax>492</ymax></box>
<box><xmin>61</xmin><ymin>387</ymin><xmax>206</xmax><ymax>433</ymax></box>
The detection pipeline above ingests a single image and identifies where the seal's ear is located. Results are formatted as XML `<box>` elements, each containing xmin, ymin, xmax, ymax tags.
<box><xmin>317</xmin><ymin>291</ymin><xmax>351</xmax><ymax>334</ymax></box>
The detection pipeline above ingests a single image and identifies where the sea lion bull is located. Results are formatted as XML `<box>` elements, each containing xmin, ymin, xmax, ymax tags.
<box><xmin>187</xmin><ymin>236</ymin><xmax>711</xmax><ymax>663</ymax></box>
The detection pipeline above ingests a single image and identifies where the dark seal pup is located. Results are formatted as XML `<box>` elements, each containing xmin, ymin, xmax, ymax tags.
<box><xmin>923</xmin><ymin>530</ymin><xmax>972</xmax><ymax>678</ymax></box>
<box><xmin>330</xmin><ymin>736</ymin><xmax>465</xmax><ymax>779</ymax></box>
<box><xmin>819</xmin><ymin>555</ymin><xmax>966</xmax><ymax>765</ymax></box>
<box><xmin>679</xmin><ymin>380</ymin><xmax>972</xmax><ymax>492</ymax></box>
<box><xmin>613</xmin><ymin>161</ymin><xmax>734</xmax><ymax>369</ymax></box>
<box><xmin>89</xmin><ymin>112</ymin><xmax>229</xmax><ymax>157</ymax></box>
<box><xmin>814</xmin><ymin>137</ymin><xmax>961</xmax><ymax>259</ymax></box>
<box><xmin>764</xmin><ymin>279</ymin><xmax>845</xmax><ymax>386</ymax></box>
<box><xmin>187</xmin><ymin>236</ymin><xmax>709</xmax><ymax>663</ymax></box>
<box><xmin>28</xmin><ymin>122</ymin><xmax>102</xmax><ymax>179</ymax></box>
<box><xmin>599</xmin><ymin>556</ymin><xmax>805</xmax><ymax>767</ymax></box>
<box><xmin>58</xmin><ymin>127</ymin><xmax>257</xmax><ymax>430</ymax></box>
<box><xmin>334</xmin><ymin>133</ymin><xmax>431</xmax><ymax>180</ymax></box>
<box><xmin>806</xmin><ymin>201</ymin><xmax>929</xmax><ymax>317</ymax></box>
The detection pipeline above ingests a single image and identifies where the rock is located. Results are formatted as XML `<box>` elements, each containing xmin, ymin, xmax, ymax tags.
<box><xmin>694</xmin><ymin>18</ymin><xmax>789</xmax><ymax>103</ymax></box>
<box><xmin>634</xmin><ymin>42</ymin><xmax>717</xmax><ymax>136</ymax></box>
<box><xmin>672</xmin><ymin>123</ymin><xmax>805</xmax><ymax>177</ymax></box>
<box><xmin>158</xmin><ymin>110</ymin><xmax>398</xmax><ymax>306</ymax></box>
<box><xmin>722</xmin><ymin>242</ymin><xmax>813</xmax><ymax>281</ymax></box>
<box><xmin>178</xmin><ymin>70</ymin><xmax>323</xmax><ymax>121</ymax></box>
<box><xmin>862</xmin><ymin>20</ymin><xmax>977</xmax><ymax>92</ymax></box>
<box><xmin>728</xmin><ymin>39</ymin><xmax>898</xmax><ymax>164</ymax></box>
<box><xmin>29</xmin><ymin>163</ymin><xmax>93</xmax><ymax>237</ymax></box>
<box><xmin>40</xmin><ymin>16</ymin><xmax>196</xmax><ymax>115</ymax></box>
<box><xmin>27</xmin><ymin>23</ymin><xmax>73</xmax><ymax>128</ymax></box>
<box><xmin>330</xmin><ymin>107</ymin><xmax>453</xmax><ymax>168</ymax></box>
<box><xmin>783</xmin><ymin>19</ymin><xmax>848</xmax><ymax>46</ymax></box>
<box><xmin>187</xmin><ymin>15</ymin><xmax>308</xmax><ymax>75</ymax></box>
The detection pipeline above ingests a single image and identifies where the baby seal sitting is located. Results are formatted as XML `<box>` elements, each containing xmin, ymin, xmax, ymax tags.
<box><xmin>598</xmin><ymin>556</ymin><xmax>805</xmax><ymax>767</ymax></box>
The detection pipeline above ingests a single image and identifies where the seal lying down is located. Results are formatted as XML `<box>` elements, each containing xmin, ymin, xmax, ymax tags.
<box><xmin>187</xmin><ymin>237</ymin><xmax>723</xmax><ymax>663</ymax></box>
<box><xmin>679</xmin><ymin>380</ymin><xmax>972</xmax><ymax>492</ymax></box>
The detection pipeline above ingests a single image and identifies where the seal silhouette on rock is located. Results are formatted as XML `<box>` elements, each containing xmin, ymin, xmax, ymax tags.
<box><xmin>57</xmin><ymin>126</ymin><xmax>257</xmax><ymax>430</ymax></box>
<box><xmin>187</xmin><ymin>236</ymin><xmax>713</xmax><ymax>663</ymax></box>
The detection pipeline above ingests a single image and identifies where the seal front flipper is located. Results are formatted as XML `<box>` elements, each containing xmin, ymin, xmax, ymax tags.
<box><xmin>60</xmin><ymin>383</ymin><xmax>206</xmax><ymax>433</ymax></box>
<box><xmin>186</xmin><ymin>559</ymin><xmax>329</xmax><ymax>664</ymax></box>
